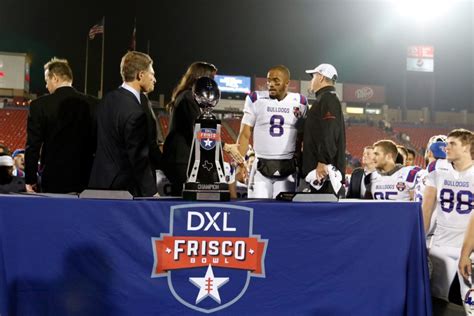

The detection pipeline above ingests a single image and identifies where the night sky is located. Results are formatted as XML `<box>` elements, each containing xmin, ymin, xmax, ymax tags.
<box><xmin>1</xmin><ymin>0</ymin><xmax>473</xmax><ymax>111</ymax></box>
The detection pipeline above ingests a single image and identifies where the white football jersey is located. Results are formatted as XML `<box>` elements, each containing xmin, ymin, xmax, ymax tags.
<box><xmin>414</xmin><ymin>168</ymin><xmax>428</xmax><ymax>202</ymax></box>
<box><xmin>425</xmin><ymin>159</ymin><xmax>474</xmax><ymax>247</ymax></box>
<box><xmin>370</xmin><ymin>165</ymin><xmax>421</xmax><ymax>201</ymax></box>
<box><xmin>415</xmin><ymin>167</ymin><xmax>439</xmax><ymax>239</ymax></box>
<box><xmin>241</xmin><ymin>91</ymin><xmax>308</xmax><ymax>160</ymax></box>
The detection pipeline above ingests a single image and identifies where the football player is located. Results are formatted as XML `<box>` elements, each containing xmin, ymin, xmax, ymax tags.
<box><xmin>367</xmin><ymin>140</ymin><xmax>420</xmax><ymax>201</ymax></box>
<box><xmin>415</xmin><ymin>135</ymin><xmax>448</xmax><ymax>203</ymax></box>
<box><xmin>414</xmin><ymin>135</ymin><xmax>447</xmax><ymax>247</ymax></box>
<box><xmin>422</xmin><ymin>129</ymin><xmax>474</xmax><ymax>312</ymax></box>
<box><xmin>235</xmin><ymin>65</ymin><xmax>307</xmax><ymax>198</ymax></box>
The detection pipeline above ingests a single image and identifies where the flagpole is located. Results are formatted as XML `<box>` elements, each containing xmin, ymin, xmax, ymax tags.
<box><xmin>99</xmin><ymin>16</ymin><xmax>105</xmax><ymax>98</ymax></box>
<box><xmin>130</xmin><ymin>18</ymin><xmax>136</xmax><ymax>51</ymax></box>
<box><xmin>84</xmin><ymin>35</ymin><xmax>89</xmax><ymax>94</ymax></box>
<box><xmin>134</xmin><ymin>17</ymin><xmax>136</xmax><ymax>50</ymax></box>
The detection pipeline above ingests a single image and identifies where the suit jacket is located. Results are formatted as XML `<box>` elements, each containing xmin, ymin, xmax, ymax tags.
<box><xmin>89</xmin><ymin>87</ymin><xmax>157</xmax><ymax>197</ymax></box>
<box><xmin>346</xmin><ymin>167</ymin><xmax>364</xmax><ymax>198</ymax></box>
<box><xmin>140</xmin><ymin>94</ymin><xmax>162</xmax><ymax>172</ymax></box>
<box><xmin>25</xmin><ymin>86</ymin><xmax>97</xmax><ymax>193</ymax></box>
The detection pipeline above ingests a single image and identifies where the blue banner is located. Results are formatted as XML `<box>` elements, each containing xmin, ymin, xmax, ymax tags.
<box><xmin>0</xmin><ymin>197</ymin><xmax>431</xmax><ymax>315</ymax></box>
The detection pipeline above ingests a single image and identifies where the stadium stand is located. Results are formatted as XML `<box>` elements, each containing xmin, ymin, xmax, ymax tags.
<box><xmin>1</xmin><ymin>106</ymin><xmax>469</xmax><ymax>175</ymax></box>
<box><xmin>392</xmin><ymin>123</ymin><xmax>451</xmax><ymax>166</ymax></box>
<box><xmin>345</xmin><ymin>124</ymin><xmax>398</xmax><ymax>161</ymax></box>
<box><xmin>226</xmin><ymin>118</ymin><xmax>241</xmax><ymax>136</ymax></box>
<box><xmin>220</xmin><ymin>123</ymin><xmax>235</xmax><ymax>162</ymax></box>
<box><xmin>0</xmin><ymin>109</ymin><xmax>27</xmax><ymax>152</ymax></box>
<box><xmin>158</xmin><ymin>115</ymin><xmax>170</xmax><ymax>137</ymax></box>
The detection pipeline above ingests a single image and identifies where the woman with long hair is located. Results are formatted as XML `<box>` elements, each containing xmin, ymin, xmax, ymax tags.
<box><xmin>161</xmin><ymin>62</ymin><xmax>217</xmax><ymax>195</ymax></box>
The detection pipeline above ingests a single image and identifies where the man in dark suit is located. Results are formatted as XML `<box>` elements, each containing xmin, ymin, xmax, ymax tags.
<box><xmin>346</xmin><ymin>146</ymin><xmax>375</xmax><ymax>198</ymax></box>
<box><xmin>89</xmin><ymin>51</ymin><xmax>159</xmax><ymax>197</ymax></box>
<box><xmin>25</xmin><ymin>58</ymin><xmax>97</xmax><ymax>193</ymax></box>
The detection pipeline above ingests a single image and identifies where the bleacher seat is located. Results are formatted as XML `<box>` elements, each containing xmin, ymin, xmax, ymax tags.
<box><xmin>0</xmin><ymin>109</ymin><xmax>28</xmax><ymax>152</ymax></box>
<box><xmin>226</xmin><ymin>118</ymin><xmax>241</xmax><ymax>135</ymax></box>
<box><xmin>345</xmin><ymin>125</ymin><xmax>398</xmax><ymax>161</ymax></box>
<box><xmin>158</xmin><ymin>115</ymin><xmax>170</xmax><ymax>137</ymax></box>
<box><xmin>392</xmin><ymin>123</ymin><xmax>451</xmax><ymax>166</ymax></box>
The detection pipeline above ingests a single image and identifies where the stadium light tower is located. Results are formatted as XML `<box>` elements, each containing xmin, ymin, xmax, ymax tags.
<box><xmin>389</xmin><ymin>0</ymin><xmax>454</xmax><ymax>122</ymax></box>
<box><xmin>392</xmin><ymin>0</ymin><xmax>451</xmax><ymax>22</ymax></box>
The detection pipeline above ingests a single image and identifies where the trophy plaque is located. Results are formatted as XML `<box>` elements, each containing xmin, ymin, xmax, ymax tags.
<box><xmin>182</xmin><ymin>77</ymin><xmax>230</xmax><ymax>201</ymax></box>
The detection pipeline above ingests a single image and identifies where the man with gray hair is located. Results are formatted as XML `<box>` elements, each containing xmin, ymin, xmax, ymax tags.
<box><xmin>89</xmin><ymin>51</ymin><xmax>159</xmax><ymax>197</ymax></box>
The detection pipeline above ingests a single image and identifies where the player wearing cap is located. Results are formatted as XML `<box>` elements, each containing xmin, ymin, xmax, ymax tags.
<box><xmin>302</xmin><ymin>63</ymin><xmax>345</xmax><ymax>196</ymax></box>
<box><xmin>414</xmin><ymin>135</ymin><xmax>447</xmax><ymax>203</ymax></box>
<box><xmin>11</xmin><ymin>148</ymin><xmax>25</xmax><ymax>177</ymax></box>
<box><xmin>235</xmin><ymin>65</ymin><xmax>308</xmax><ymax>199</ymax></box>
<box><xmin>414</xmin><ymin>135</ymin><xmax>448</xmax><ymax>247</ymax></box>
<box><xmin>0</xmin><ymin>154</ymin><xmax>26</xmax><ymax>193</ymax></box>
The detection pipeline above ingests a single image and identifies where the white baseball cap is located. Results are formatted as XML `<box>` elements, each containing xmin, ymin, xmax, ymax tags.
<box><xmin>305</xmin><ymin>63</ymin><xmax>338</xmax><ymax>81</ymax></box>
<box><xmin>0</xmin><ymin>155</ymin><xmax>14</xmax><ymax>167</ymax></box>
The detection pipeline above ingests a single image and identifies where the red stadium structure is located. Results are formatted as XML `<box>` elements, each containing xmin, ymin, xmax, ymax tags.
<box><xmin>0</xmin><ymin>108</ymin><xmax>27</xmax><ymax>152</ymax></box>
<box><xmin>1</xmin><ymin>107</ymin><xmax>471</xmax><ymax>174</ymax></box>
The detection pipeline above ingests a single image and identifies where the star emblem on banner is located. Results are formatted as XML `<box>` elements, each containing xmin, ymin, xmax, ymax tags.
<box><xmin>204</xmin><ymin>138</ymin><xmax>213</xmax><ymax>147</ymax></box>
<box><xmin>189</xmin><ymin>265</ymin><xmax>229</xmax><ymax>304</ymax></box>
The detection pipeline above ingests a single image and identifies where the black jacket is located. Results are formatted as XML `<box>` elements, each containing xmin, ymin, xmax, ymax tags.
<box><xmin>302</xmin><ymin>86</ymin><xmax>346</xmax><ymax>178</ymax></box>
<box><xmin>89</xmin><ymin>88</ymin><xmax>157</xmax><ymax>197</ymax></box>
<box><xmin>346</xmin><ymin>167</ymin><xmax>364</xmax><ymax>198</ymax></box>
<box><xmin>161</xmin><ymin>90</ymin><xmax>201</xmax><ymax>194</ymax></box>
<box><xmin>0</xmin><ymin>175</ymin><xmax>26</xmax><ymax>194</ymax></box>
<box><xmin>25</xmin><ymin>86</ymin><xmax>97</xmax><ymax>193</ymax></box>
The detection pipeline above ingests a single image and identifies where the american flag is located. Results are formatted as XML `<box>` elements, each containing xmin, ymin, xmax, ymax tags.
<box><xmin>89</xmin><ymin>18</ymin><xmax>104</xmax><ymax>40</ymax></box>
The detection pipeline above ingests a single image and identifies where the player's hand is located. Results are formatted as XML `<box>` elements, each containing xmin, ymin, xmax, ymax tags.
<box><xmin>316</xmin><ymin>162</ymin><xmax>328</xmax><ymax>182</ymax></box>
<box><xmin>459</xmin><ymin>256</ymin><xmax>472</xmax><ymax>282</ymax></box>
<box><xmin>236</xmin><ymin>164</ymin><xmax>248</xmax><ymax>184</ymax></box>
<box><xmin>26</xmin><ymin>184</ymin><xmax>37</xmax><ymax>193</ymax></box>
<box><xmin>224</xmin><ymin>143</ymin><xmax>244</xmax><ymax>164</ymax></box>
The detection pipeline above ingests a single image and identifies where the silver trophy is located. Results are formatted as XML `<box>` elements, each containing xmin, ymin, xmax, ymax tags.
<box><xmin>182</xmin><ymin>77</ymin><xmax>230</xmax><ymax>201</ymax></box>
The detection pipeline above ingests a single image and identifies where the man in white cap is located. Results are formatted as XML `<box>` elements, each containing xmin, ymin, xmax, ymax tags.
<box><xmin>0</xmin><ymin>154</ymin><xmax>26</xmax><ymax>193</ymax></box>
<box><xmin>302</xmin><ymin>63</ymin><xmax>346</xmax><ymax>196</ymax></box>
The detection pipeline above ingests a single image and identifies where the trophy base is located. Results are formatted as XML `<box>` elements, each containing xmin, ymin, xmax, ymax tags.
<box><xmin>182</xmin><ymin>182</ymin><xmax>230</xmax><ymax>201</ymax></box>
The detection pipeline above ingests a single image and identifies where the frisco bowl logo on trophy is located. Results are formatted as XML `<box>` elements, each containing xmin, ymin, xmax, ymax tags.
<box><xmin>151</xmin><ymin>204</ymin><xmax>268</xmax><ymax>313</ymax></box>
<box><xmin>198</xmin><ymin>128</ymin><xmax>219</xmax><ymax>151</ymax></box>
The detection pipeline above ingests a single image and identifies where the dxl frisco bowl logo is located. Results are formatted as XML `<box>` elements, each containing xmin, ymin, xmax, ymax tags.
<box><xmin>198</xmin><ymin>128</ymin><xmax>220</xmax><ymax>151</ymax></box>
<box><xmin>151</xmin><ymin>204</ymin><xmax>268</xmax><ymax>313</ymax></box>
